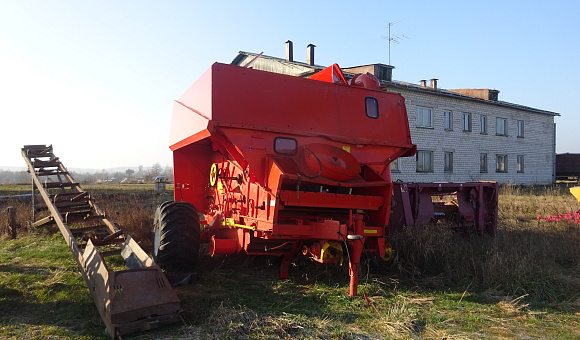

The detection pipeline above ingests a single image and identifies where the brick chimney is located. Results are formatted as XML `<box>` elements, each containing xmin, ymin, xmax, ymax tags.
<box><xmin>430</xmin><ymin>78</ymin><xmax>438</xmax><ymax>89</ymax></box>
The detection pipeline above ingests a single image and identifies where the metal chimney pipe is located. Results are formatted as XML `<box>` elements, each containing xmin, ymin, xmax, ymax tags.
<box><xmin>285</xmin><ymin>40</ymin><xmax>293</xmax><ymax>62</ymax></box>
<box><xmin>307</xmin><ymin>44</ymin><xmax>316</xmax><ymax>66</ymax></box>
<box><xmin>430</xmin><ymin>78</ymin><xmax>438</xmax><ymax>89</ymax></box>
<box><xmin>419</xmin><ymin>79</ymin><xmax>427</xmax><ymax>87</ymax></box>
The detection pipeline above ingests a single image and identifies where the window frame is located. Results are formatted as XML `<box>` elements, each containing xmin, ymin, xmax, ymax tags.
<box><xmin>517</xmin><ymin>120</ymin><xmax>524</xmax><ymax>138</ymax></box>
<box><xmin>463</xmin><ymin>113</ymin><xmax>472</xmax><ymax>132</ymax></box>
<box><xmin>517</xmin><ymin>155</ymin><xmax>524</xmax><ymax>173</ymax></box>
<box><xmin>480</xmin><ymin>115</ymin><xmax>487</xmax><ymax>134</ymax></box>
<box><xmin>416</xmin><ymin>150</ymin><xmax>434</xmax><ymax>173</ymax></box>
<box><xmin>444</xmin><ymin>151</ymin><xmax>453</xmax><ymax>173</ymax></box>
<box><xmin>480</xmin><ymin>153</ymin><xmax>488</xmax><ymax>173</ymax></box>
<box><xmin>365</xmin><ymin>97</ymin><xmax>379</xmax><ymax>119</ymax></box>
<box><xmin>273</xmin><ymin>137</ymin><xmax>298</xmax><ymax>155</ymax></box>
<box><xmin>496</xmin><ymin>117</ymin><xmax>508</xmax><ymax>136</ymax></box>
<box><xmin>390</xmin><ymin>158</ymin><xmax>400</xmax><ymax>172</ymax></box>
<box><xmin>444</xmin><ymin>110</ymin><xmax>453</xmax><ymax>131</ymax></box>
<box><xmin>416</xmin><ymin>107</ymin><xmax>433</xmax><ymax>128</ymax></box>
<box><xmin>496</xmin><ymin>154</ymin><xmax>508</xmax><ymax>173</ymax></box>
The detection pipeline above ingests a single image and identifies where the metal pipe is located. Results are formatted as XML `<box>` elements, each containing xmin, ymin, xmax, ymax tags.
<box><xmin>209</xmin><ymin>236</ymin><xmax>238</xmax><ymax>256</ymax></box>
<box><xmin>307</xmin><ymin>44</ymin><xmax>316</xmax><ymax>66</ymax></box>
<box><xmin>285</xmin><ymin>40</ymin><xmax>293</xmax><ymax>62</ymax></box>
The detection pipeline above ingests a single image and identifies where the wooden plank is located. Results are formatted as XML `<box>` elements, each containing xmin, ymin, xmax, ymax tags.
<box><xmin>70</xmin><ymin>225</ymin><xmax>111</xmax><ymax>235</ymax></box>
<box><xmin>32</xmin><ymin>215</ymin><xmax>55</xmax><ymax>227</ymax></box>
<box><xmin>42</xmin><ymin>182</ymin><xmax>80</xmax><ymax>189</ymax></box>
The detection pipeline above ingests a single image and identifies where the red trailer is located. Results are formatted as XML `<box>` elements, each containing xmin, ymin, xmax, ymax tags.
<box><xmin>153</xmin><ymin>62</ymin><xmax>496</xmax><ymax>296</ymax></box>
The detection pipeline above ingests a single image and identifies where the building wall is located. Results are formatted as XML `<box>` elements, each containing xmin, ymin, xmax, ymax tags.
<box><xmin>388</xmin><ymin>88</ymin><xmax>556</xmax><ymax>185</ymax></box>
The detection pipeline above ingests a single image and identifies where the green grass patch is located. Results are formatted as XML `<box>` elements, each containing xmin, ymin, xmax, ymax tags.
<box><xmin>0</xmin><ymin>235</ymin><xmax>104</xmax><ymax>339</ymax></box>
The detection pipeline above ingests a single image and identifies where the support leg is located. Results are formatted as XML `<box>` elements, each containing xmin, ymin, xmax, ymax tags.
<box><xmin>348</xmin><ymin>237</ymin><xmax>364</xmax><ymax>297</ymax></box>
<box><xmin>280</xmin><ymin>242</ymin><xmax>301</xmax><ymax>279</ymax></box>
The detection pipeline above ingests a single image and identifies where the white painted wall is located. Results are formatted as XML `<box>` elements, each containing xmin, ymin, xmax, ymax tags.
<box><xmin>389</xmin><ymin>88</ymin><xmax>556</xmax><ymax>185</ymax></box>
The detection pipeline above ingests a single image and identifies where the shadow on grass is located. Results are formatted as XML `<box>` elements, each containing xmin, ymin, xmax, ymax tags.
<box><xmin>177</xmin><ymin>253</ymin><xmax>356</xmax><ymax>322</ymax></box>
<box><xmin>174</xmin><ymin>222</ymin><xmax>580</xmax><ymax>330</ymax></box>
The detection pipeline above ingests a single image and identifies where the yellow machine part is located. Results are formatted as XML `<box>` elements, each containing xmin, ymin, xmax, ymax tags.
<box><xmin>382</xmin><ymin>240</ymin><xmax>393</xmax><ymax>262</ymax></box>
<box><xmin>223</xmin><ymin>217</ymin><xmax>255</xmax><ymax>231</ymax></box>
<box><xmin>320</xmin><ymin>241</ymin><xmax>343</xmax><ymax>265</ymax></box>
<box><xmin>571</xmin><ymin>186</ymin><xmax>580</xmax><ymax>203</ymax></box>
<box><xmin>210</xmin><ymin>163</ymin><xmax>218</xmax><ymax>186</ymax></box>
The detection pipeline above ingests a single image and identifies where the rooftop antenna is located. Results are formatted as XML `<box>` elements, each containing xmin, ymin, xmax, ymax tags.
<box><xmin>381</xmin><ymin>22</ymin><xmax>407</xmax><ymax>65</ymax></box>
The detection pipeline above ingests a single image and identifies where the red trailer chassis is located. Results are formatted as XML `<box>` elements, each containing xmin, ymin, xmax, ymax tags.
<box><xmin>390</xmin><ymin>182</ymin><xmax>499</xmax><ymax>236</ymax></box>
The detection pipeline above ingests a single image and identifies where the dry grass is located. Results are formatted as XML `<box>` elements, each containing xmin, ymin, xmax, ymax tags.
<box><xmin>92</xmin><ymin>192</ymin><xmax>170</xmax><ymax>245</ymax></box>
<box><xmin>0</xmin><ymin>197</ymin><xmax>34</xmax><ymax>237</ymax></box>
<box><xmin>0</xmin><ymin>192</ymin><xmax>169</xmax><ymax>249</ymax></box>
<box><xmin>1</xmin><ymin>184</ymin><xmax>580</xmax><ymax>339</ymax></box>
<box><xmin>390</xmin><ymin>196</ymin><xmax>580</xmax><ymax>304</ymax></box>
<box><xmin>2</xmin><ymin>186</ymin><xmax>580</xmax><ymax>302</ymax></box>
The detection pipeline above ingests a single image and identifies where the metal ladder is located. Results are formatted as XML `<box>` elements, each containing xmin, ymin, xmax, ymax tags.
<box><xmin>21</xmin><ymin>145</ymin><xmax>181</xmax><ymax>338</ymax></box>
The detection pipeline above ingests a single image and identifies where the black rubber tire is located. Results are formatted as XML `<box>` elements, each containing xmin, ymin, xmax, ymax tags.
<box><xmin>152</xmin><ymin>201</ymin><xmax>200</xmax><ymax>273</ymax></box>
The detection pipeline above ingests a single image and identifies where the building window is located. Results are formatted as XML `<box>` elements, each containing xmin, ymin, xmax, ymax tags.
<box><xmin>444</xmin><ymin>111</ymin><xmax>453</xmax><ymax>130</ymax></box>
<box><xmin>517</xmin><ymin>120</ymin><xmax>524</xmax><ymax>138</ymax></box>
<box><xmin>444</xmin><ymin>151</ymin><xmax>453</xmax><ymax>172</ymax></box>
<box><xmin>496</xmin><ymin>118</ymin><xmax>508</xmax><ymax>136</ymax></box>
<box><xmin>391</xmin><ymin>158</ymin><xmax>400</xmax><ymax>172</ymax></box>
<box><xmin>416</xmin><ymin>150</ymin><xmax>433</xmax><ymax>172</ymax></box>
<box><xmin>463</xmin><ymin>113</ymin><xmax>472</xmax><ymax>132</ymax></box>
<box><xmin>496</xmin><ymin>154</ymin><xmax>508</xmax><ymax>173</ymax></box>
<box><xmin>480</xmin><ymin>153</ymin><xmax>488</xmax><ymax>173</ymax></box>
<box><xmin>517</xmin><ymin>155</ymin><xmax>524</xmax><ymax>173</ymax></box>
<box><xmin>365</xmin><ymin>97</ymin><xmax>379</xmax><ymax>119</ymax></box>
<box><xmin>416</xmin><ymin>107</ymin><xmax>433</xmax><ymax>128</ymax></box>
<box><xmin>480</xmin><ymin>115</ymin><xmax>487</xmax><ymax>134</ymax></box>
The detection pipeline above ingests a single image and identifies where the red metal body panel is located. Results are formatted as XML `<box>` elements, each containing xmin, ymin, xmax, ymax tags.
<box><xmin>279</xmin><ymin>190</ymin><xmax>384</xmax><ymax>210</ymax></box>
<box><xmin>170</xmin><ymin>62</ymin><xmax>418</xmax><ymax>296</ymax></box>
<box><xmin>307</xmin><ymin>63</ymin><xmax>348</xmax><ymax>85</ymax></box>
<box><xmin>170</xmin><ymin>63</ymin><xmax>415</xmax><ymax>151</ymax></box>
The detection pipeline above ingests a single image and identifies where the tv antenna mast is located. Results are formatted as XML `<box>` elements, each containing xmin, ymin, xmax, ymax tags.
<box><xmin>381</xmin><ymin>22</ymin><xmax>407</xmax><ymax>65</ymax></box>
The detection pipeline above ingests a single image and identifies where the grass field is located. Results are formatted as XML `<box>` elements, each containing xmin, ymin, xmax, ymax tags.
<box><xmin>0</xmin><ymin>184</ymin><xmax>579</xmax><ymax>339</ymax></box>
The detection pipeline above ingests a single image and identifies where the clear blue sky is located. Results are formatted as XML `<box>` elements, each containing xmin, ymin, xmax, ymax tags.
<box><xmin>1</xmin><ymin>0</ymin><xmax>578</xmax><ymax>170</ymax></box>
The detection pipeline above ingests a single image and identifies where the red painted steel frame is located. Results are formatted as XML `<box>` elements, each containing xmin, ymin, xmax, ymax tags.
<box><xmin>390</xmin><ymin>182</ymin><xmax>499</xmax><ymax>235</ymax></box>
<box><xmin>170</xmin><ymin>63</ymin><xmax>416</xmax><ymax>296</ymax></box>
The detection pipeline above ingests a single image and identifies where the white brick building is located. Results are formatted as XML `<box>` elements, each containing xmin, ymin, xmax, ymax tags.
<box><xmin>232</xmin><ymin>45</ymin><xmax>559</xmax><ymax>185</ymax></box>
<box><xmin>383</xmin><ymin>83</ymin><xmax>558</xmax><ymax>185</ymax></box>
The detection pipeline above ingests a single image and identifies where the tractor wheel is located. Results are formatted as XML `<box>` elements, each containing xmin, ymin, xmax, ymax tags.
<box><xmin>153</xmin><ymin>201</ymin><xmax>200</xmax><ymax>274</ymax></box>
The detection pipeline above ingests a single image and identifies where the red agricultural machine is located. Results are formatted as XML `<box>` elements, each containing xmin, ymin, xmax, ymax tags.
<box><xmin>153</xmin><ymin>62</ymin><xmax>498</xmax><ymax>296</ymax></box>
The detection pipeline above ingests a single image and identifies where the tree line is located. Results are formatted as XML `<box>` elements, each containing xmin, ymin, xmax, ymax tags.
<box><xmin>0</xmin><ymin>163</ymin><xmax>173</xmax><ymax>185</ymax></box>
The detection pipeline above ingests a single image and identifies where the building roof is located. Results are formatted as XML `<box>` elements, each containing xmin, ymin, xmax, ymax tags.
<box><xmin>382</xmin><ymin>80</ymin><xmax>560</xmax><ymax>117</ymax></box>
<box><xmin>231</xmin><ymin>52</ymin><xmax>560</xmax><ymax>117</ymax></box>
<box><xmin>232</xmin><ymin>51</ymin><xmax>323</xmax><ymax>77</ymax></box>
